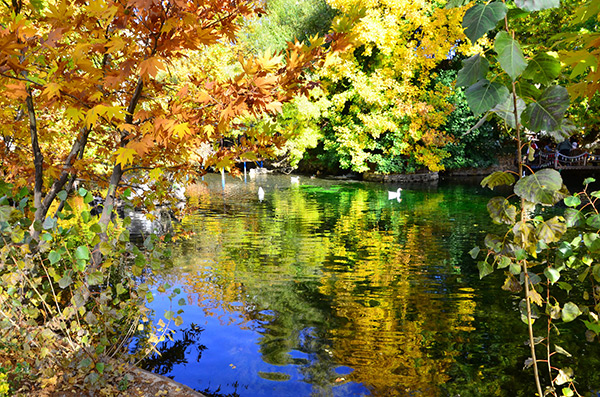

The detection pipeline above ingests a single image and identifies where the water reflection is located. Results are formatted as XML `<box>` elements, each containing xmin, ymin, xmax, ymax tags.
<box><xmin>144</xmin><ymin>174</ymin><xmax>596</xmax><ymax>396</ymax></box>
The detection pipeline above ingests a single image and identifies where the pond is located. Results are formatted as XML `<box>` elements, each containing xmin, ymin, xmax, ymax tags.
<box><xmin>143</xmin><ymin>173</ymin><xmax>600</xmax><ymax>397</ymax></box>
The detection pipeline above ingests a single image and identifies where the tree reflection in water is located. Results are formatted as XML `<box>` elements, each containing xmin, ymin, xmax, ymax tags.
<box><xmin>146</xmin><ymin>175</ymin><xmax>600</xmax><ymax>396</ymax></box>
<box><xmin>141</xmin><ymin>323</ymin><xmax>206</xmax><ymax>375</ymax></box>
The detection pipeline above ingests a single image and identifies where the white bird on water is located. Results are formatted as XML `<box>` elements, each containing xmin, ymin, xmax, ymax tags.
<box><xmin>291</xmin><ymin>176</ymin><xmax>300</xmax><ymax>184</ymax></box>
<box><xmin>258</xmin><ymin>187</ymin><xmax>265</xmax><ymax>202</ymax></box>
<box><xmin>388</xmin><ymin>187</ymin><xmax>402</xmax><ymax>202</ymax></box>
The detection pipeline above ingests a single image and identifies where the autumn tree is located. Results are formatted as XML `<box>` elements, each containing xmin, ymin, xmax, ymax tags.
<box><xmin>0</xmin><ymin>0</ymin><xmax>353</xmax><ymax>391</ymax></box>
<box><xmin>247</xmin><ymin>0</ymin><xmax>474</xmax><ymax>174</ymax></box>
<box><xmin>0</xmin><ymin>0</ymin><xmax>350</xmax><ymax>253</ymax></box>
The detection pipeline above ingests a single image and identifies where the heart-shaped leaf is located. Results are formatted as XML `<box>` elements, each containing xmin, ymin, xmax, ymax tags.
<box><xmin>463</xmin><ymin>2</ymin><xmax>508</xmax><ymax>43</ymax></box>
<box><xmin>494</xmin><ymin>32</ymin><xmax>528</xmax><ymax>81</ymax></box>
<box><xmin>522</xmin><ymin>52</ymin><xmax>561</xmax><ymax>85</ymax></box>
<box><xmin>457</xmin><ymin>54</ymin><xmax>489</xmax><ymax>88</ymax></box>
<box><xmin>466</xmin><ymin>79</ymin><xmax>510</xmax><ymax>115</ymax></box>
<box><xmin>561</xmin><ymin>302</ymin><xmax>581</xmax><ymax>322</ymax></box>
<box><xmin>564</xmin><ymin>208</ymin><xmax>584</xmax><ymax>227</ymax></box>
<box><xmin>514</xmin><ymin>80</ymin><xmax>541</xmax><ymax>99</ymax></box>
<box><xmin>514</xmin><ymin>169</ymin><xmax>565</xmax><ymax>205</ymax></box>
<box><xmin>492</xmin><ymin>95</ymin><xmax>526</xmax><ymax>128</ymax></box>
<box><xmin>544</xmin><ymin>267</ymin><xmax>561</xmax><ymax>284</ymax></box>
<box><xmin>536</xmin><ymin>216</ymin><xmax>566</xmax><ymax>244</ymax></box>
<box><xmin>488</xmin><ymin>197</ymin><xmax>517</xmax><ymax>225</ymax></box>
<box><xmin>481</xmin><ymin>171</ymin><xmax>516</xmax><ymax>189</ymax></box>
<box><xmin>478</xmin><ymin>261</ymin><xmax>494</xmax><ymax>279</ymax></box>
<box><xmin>564</xmin><ymin>195</ymin><xmax>581</xmax><ymax>208</ymax></box>
<box><xmin>522</xmin><ymin>85</ymin><xmax>570</xmax><ymax>132</ymax></box>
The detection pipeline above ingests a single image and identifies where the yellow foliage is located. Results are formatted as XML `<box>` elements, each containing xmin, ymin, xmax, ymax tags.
<box><xmin>307</xmin><ymin>0</ymin><xmax>475</xmax><ymax>172</ymax></box>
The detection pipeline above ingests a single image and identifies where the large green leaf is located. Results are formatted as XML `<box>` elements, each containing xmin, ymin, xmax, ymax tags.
<box><xmin>478</xmin><ymin>261</ymin><xmax>494</xmax><ymax>279</ymax></box>
<box><xmin>573</xmin><ymin>0</ymin><xmax>600</xmax><ymax>24</ymax></box>
<box><xmin>522</xmin><ymin>85</ymin><xmax>570</xmax><ymax>132</ymax></box>
<box><xmin>494</xmin><ymin>32</ymin><xmax>528</xmax><ymax>81</ymax></box>
<box><xmin>522</xmin><ymin>52</ymin><xmax>561</xmax><ymax>85</ymax></box>
<box><xmin>583</xmin><ymin>233</ymin><xmax>600</xmax><ymax>253</ymax></box>
<box><xmin>75</xmin><ymin>245</ymin><xmax>90</xmax><ymax>260</ymax></box>
<box><xmin>564</xmin><ymin>208</ymin><xmax>584</xmax><ymax>227</ymax></box>
<box><xmin>465</xmin><ymin>79</ymin><xmax>510</xmax><ymax>115</ymax></box>
<box><xmin>586</xmin><ymin>213</ymin><xmax>600</xmax><ymax>229</ymax></box>
<box><xmin>507</xmin><ymin>8</ymin><xmax>530</xmax><ymax>20</ymax></box>
<box><xmin>456</xmin><ymin>54</ymin><xmax>489</xmax><ymax>88</ymax></box>
<box><xmin>561</xmin><ymin>302</ymin><xmax>581</xmax><ymax>322</ymax></box>
<box><xmin>514</xmin><ymin>169</ymin><xmax>564</xmax><ymax>205</ymax></box>
<box><xmin>535</xmin><ymin>216</ymin><xmax>566</xmax><ymax>244</ymax></box>
<box><xmin>515</xmin><ymin>0</ymin><xmax>560</xmax><ymax>11</ymax></box>
<box><xmin>481</xmin><ymin>171</ymin><xmax>516</xmax><ymax>189</ymax></box>
<box><xmin>512</xmin><ymin>220</ymin><xmax>537</xmax><ymax>251</ymax></box>
<box><xmin>544</xmin><ymin>267</ymin><xmax>561</xmax><ymax>284</ymax></box>
<box><xmin>462</xmin><ymin>2</ymin><xmax>508</xmax><ymax>43</ymax></box>
<box><xmin>583</xmin><ymin>320</ymin><xmax>600</xmax><ymax>335</ymax></box>
<box><xmin>492</xmin><ymin>95</ymin><xmax>526</xmax><ymax>128</ymax></box>
<box><xmin>514</xmin><ymin>80</ymin><xmax>541</xmax><ymax>99</ymax></box>
<box><xmin>0</xmin><ymin>206</ymin><xmax>14</xmax><ymax>222</ymax></box>
<box><xmin>564</xmin><ymin>195</ymin><xmax>581</xmax><ymax>208</ymax></box>
<box><xmin>485</xmin><ymin>233</ymin><xmax>503</xmax><ymax>251</ymax></box>
<box><xmin>547</xmin><ymin>119</ymin><xmax>576</xmax><ymax>143</ymax></box>
<box><xmin>487</xmin><ymin>197</ymin><xmax>517</xmax><ymax>225</ymax></box>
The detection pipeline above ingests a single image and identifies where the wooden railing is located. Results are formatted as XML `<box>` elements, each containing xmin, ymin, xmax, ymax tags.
<box><xmin>531</xmin><ymin>151</ymin><xmax>600</xmax><ymax>170</ymax></box>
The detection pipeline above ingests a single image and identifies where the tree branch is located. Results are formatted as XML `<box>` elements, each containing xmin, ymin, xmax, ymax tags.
<box><xmin>26</xmin><ymin>87</ymin><xmax>44</xmax><ymax>223</ymax></box>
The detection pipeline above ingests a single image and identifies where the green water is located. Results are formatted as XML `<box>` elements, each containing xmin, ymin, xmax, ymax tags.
<box><xmin>144</xmin><ymin>174</ymin><xmax>600</xmax><ymax>397</ymax></box>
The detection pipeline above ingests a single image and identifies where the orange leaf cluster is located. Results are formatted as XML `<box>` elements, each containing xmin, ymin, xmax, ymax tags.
<box><xmin>0</xmin><ymin>0</ymin><xmax>344</xmax><ymax>210</ymax></box>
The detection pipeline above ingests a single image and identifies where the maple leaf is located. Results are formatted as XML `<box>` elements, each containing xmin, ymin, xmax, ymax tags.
<box><xmin>127</xmin><ymin>138</ymin><xmax>153</xmax><ymax>156</ymax></box>
<box><xmin>114</xmin><ymin>147</ymin><xmax>137</xmax><ymax>167</ymax></box>
<box><xmin>65</xmin><ymin>107</ymin><xmax>85</xmax><ymax>123</ymax></box>
<box><xmin>149</xmin><ymin>167</ymin><xmax>163</xmax><ymax>180</ymax></box>
<box><xmin>85</xmin><ymin>106</ymin><xmax>102</xmax><ymax>127</ymax></box>
<box><xmin>265</xmin><ymin>101</ymin><xmax>283</xmax><ymax>114</ymax></box>
<box><xmin>196</xmin><ymin>28</ymin><xmax>218</xmax><ymax>46</ymax></box>
<box><xmin>256</xmin><ymin>51</ymin><xmax>283</xmax><ymax>72</ymax></box>
<box><xmin>139</xmin><ymin>57</ymin><xmax>165</xmax><ymax>78</ymax></box>
<box><xmin>43</xmin><ymin>28</ymin><xmax>64</xmax><ymax>48</ymax></box>
<box><xmin>105</xmin><ymin>106</ymin><xmax>125</xmax><ymax>121</ymax></box>
<box><xmin>43</xmin><ymin>82</ymin><xmax>62</xmax><ymax>99</ymax></box>
<box><xmin>46</xmin><ymin>165</ymin><xmax>61</xmax><ymax>179</ymax></box>
<box><xmin>106</xmin><ymin>36</ymin><xmax>126</xmax><ymax>54</ymax></box>
<box><xmin>4</xmin><ymin>82</ymin><xmax>28</xmax><ymax>99</ymax></box>
<box><xmin>197</xmin><ymin>91</ymin><xmax>212</xmax><ymax>104</ymax></box>
<box><xmin>88</xmin><ymin>91</ymin><xmax>103</xmax><ymax>102</ymax></box>
<box><xmin>172</xmin><ymin>122</ymin><xmax>191</xmax><ymax>137</ymax></box>
<box><xmin>203</xmin><ymin>125</ymin><xmax>215</xmax><ymax>138</ymax></box>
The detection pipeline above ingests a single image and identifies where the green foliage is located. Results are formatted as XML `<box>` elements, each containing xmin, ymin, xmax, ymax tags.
<box><xmin>0</xmin><ymin>184</ymin><xmax>175</xmax><ymax>393</ymax></box>
<box><xmin>456</xmin><ymin>55</ymin><xmax>489</xmax><ymax>88</ymax></box>
<box><xmin>514</xmin><ymin>169</ymin><xmax>567</xmax><ymax>206</ymax></box>
<box><xmin>437</xmin><ymin>69</ymin><xmax>508</xmax><ymax>170</ymax></box>
<box><xmin>242</xmin><ymin>0</ymin><xmax>335</xmax><ymax>52</ymax></box>
<box><xmin>521</xmin><ymin>86</ymin><xmax>570</xmax><ymax>133</ymax></box>
<box><xmin>462</xmin><ymin>2</ymin><xmax>508</xmax><ymax>42</ymax></box>
<box><xmin>494</xmin><ymin>31</ymin><xmax>528</xmax><ymax>81</ymax></box>
<box><xmin>465</xmin><ymin>80</ymin><xmax>510</xmax><ymax>116</ymax></box>
<box><xmin>476</xmin><ymin>169</ymin><xmax>600</xmax><ymax>395</ymax></box>
<box><xmin>454</xmin><ymin>0</ymin><xmax>600</xmax><ymax>393</ymax></box>
<box><xmin>457</xmin><ymin>1</ymin><xmax>572</xmax><ymax>137</ymax></box>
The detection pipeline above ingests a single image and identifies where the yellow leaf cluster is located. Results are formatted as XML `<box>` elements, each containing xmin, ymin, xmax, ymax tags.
<box><xmin>307</xmin><ymin>0</ymin><xmax>475</xmax><ymax>172</ymax></box>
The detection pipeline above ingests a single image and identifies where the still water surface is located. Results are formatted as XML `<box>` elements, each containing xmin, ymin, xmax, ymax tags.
<box><xmin>144</xmin><ymin>173</ymin><xmax>599</xmax><ymax>397</ymax></box>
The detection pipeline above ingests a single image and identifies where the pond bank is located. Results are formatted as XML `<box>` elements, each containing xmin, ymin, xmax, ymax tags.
<box><xmin>25</xmin><ymin>367</ymin><xmax>205</xmax><ymax>397</ymax></box>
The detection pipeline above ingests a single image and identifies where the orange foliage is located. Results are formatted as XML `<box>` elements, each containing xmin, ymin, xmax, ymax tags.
<box><xmin>0</xmin><ymin>0</ymin><xmax>347</xmax><ymax>228</ymax></box>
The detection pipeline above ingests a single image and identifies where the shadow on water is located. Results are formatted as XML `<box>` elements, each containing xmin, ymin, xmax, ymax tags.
<box><xmin>141</xmin><ymin>173</ymin><xmax>600</xmax><ymax>397</ymax></box>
